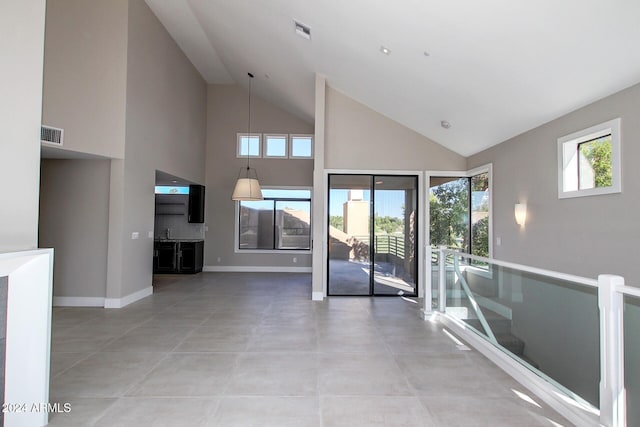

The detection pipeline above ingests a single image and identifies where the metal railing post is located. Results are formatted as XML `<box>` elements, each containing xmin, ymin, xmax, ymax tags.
<box><xmin>598</xmin><ymin>274</ymin><xmax>626</xmax><ymax>427</ymax></box>
<box><xmin>438</xmin><ymin>245</ymin><xmax>447</xmax><ymax>313</ymax></box>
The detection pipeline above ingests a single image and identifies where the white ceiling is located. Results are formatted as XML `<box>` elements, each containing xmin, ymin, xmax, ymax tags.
<box><xmin>146</xmin><ymin>0</ymin><xmax>640</xmax><ymax>157</ymax></box>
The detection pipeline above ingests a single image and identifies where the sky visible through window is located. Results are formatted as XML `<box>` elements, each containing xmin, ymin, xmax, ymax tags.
<box><xmin>330</xmin><ymin>189</ymin><xmax>405</xmax><ymax>218</ymax></box>
<box><xmin>291</xmin><ymin>137</ymin><xmax>312</xmax><ymax>157</ymax></box>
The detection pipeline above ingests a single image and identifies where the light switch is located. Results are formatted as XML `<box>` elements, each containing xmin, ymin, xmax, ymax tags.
<box><xmin>496</xmin><ymin>237</ymin><xmax>502</xmax><ymax>246</ymax></box>
<box><xmin>148</xmin><ymin>231</ymin><xmax>154</xmax><ymax>238</ymax></box>
<box><xmin>131</xmin><ymin>232</ymin><xmax>139</xmax><ymax>240</ymax></box>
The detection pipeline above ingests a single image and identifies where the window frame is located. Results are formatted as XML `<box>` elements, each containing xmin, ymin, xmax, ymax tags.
<box><xmin>557</xmin><ymin>118</ymin><xmax>621</xmax><ymax>199</ymax></box>
<box><xmin>263</xmin><ymin>134</ymin><xmax>289</xmax><ymax>158</ymax></box>
<box><xmin>289</xmin><ymin>134</ymin><xmax>314</xmax><ymax>159</ymax></box>
<box><xmin>236</xmin><ymin>133</ymin><xmax>262</xmax><ymax>158</ymax></box>
<box><xmin>234</xmin><ymin>186</ymin><xmax>313</xmax><ymax>254</ymax></box>
<box><xmin>426</xmin><ymin>164</ymin><xmax>493</xmax><ymax>279</ymax></box>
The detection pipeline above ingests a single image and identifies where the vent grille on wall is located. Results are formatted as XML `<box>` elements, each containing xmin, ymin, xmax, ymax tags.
<box><xmin>41</xmin><ymin>125</ymin><xmax>64</xmax><ymax>145</ymax></box>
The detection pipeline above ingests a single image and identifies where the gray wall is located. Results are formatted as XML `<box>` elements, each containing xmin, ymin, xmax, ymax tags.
<box><xmin>205</xmin><ymin>84</ymin><xmax>314</xmax><ymax>269</ymax></box>
<box><xmin>325</xmin><ymin>87</ymin><xmax>466</xmax><ymax>171</ymax></box>
<box><xmin>39</xmin><ymin>160</ymin><xmax>111</xmax><ymax>299</ymax></box>
<box><xmin>318</xmin><ymin>87</ymin><xmax>467</xmax><ymax>295</ymax></box>
<box><xmin>42</xmin><ymin>0</ymin><xmax>128</xmax><ymax>159</ymax></box>
<box><xmin>42</xmin><ymin>0</ymin><xmax>207</xmax><ymax>301</ymax></box>
<box><xmin>116</xmin><ymin>0</ymin><xmax>207</xmax><ymax>297</ymax></box>
<box><xmin>0</xmin><ymin>0</ymin><xmax>46</xmax><ymax>252</ymax></box>
<box><xmin>468</xmin><ymin>82</ymin><xmax>640</xmax><ymax>284</ymax></box>
<box><xmin>465</xmin><ymin>83</ymin><xmax>640</xmax><ymax>408</ymax></box>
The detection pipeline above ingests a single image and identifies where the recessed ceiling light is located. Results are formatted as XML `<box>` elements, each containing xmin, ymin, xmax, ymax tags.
<box><xmin>380</xmin><ymin>46</ymin><xmax>391</xmax><ymax>55</ymax></box>
<box><xmin>294</xmin><ymin>20</ymin><xmax>311</xmax><ymax>40</ymax></box>
<box><xmin>441</xmin><ymin>120</ymin><xmax>451</xmax><ymax>129</ymax></box>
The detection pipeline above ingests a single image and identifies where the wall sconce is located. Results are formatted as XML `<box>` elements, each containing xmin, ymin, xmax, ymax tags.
<box><xmin>514</xmin><ymin>203</ymin><xmax>527</xmax><ymax>226</ymax></box>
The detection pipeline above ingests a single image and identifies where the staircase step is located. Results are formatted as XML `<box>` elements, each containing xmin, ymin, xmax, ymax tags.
<box><xmin>517</xmin><ymin>354</ymin><xmax>540</xmax><ymax>370</ymax></box>
<box><xmin>463</xmin><ymin>318</ymin><xmax>512</xmax><ymax>334</ymax></box>
<box><xmin>495</xmin><ymin>333</ymin><xmax>524</xmax><ymax>355</ymax></box>
<box><xmin>460</xmin><ymin>318</ymin><xmax>540</xmax><ymax>370</ymax></box>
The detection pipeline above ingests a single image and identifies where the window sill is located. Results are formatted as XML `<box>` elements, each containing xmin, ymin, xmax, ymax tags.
<box><xmin>235</xmin><ymin>248</ymin><xmax>312</xmax><ymax>255</ymax></box>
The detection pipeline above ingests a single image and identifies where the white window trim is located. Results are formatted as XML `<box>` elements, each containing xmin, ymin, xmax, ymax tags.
<box><xmin>557</xmin><ymin>118</ymin><xmax>621</xmax><ymax>199</ymax></box>
<box><xmin>234</xmin><ymin>186</ymin><xmax>313</xmax><ymax>254</ymax></box>
<box><xmin>289</xmin><ymin>134</ymin><xmax>314</xmax><ymax>159</ymax></box>
<box><xmin>236</xmin><ymin>133</ymin><xmax>262</xmax><ymax>158</ymax></box>
<box><xmin>263</xmin><ymin>134</ymin><xmax>289</xmax><ymax>158</ymax></box>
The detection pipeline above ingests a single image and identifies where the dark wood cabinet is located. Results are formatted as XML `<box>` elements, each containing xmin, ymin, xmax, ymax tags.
<box><xmin>188</xmin><ymin>185</ymin><xmax>205</xmax><ymax>223</ymax></box>
<box><xmin>178</xmin><ymin>241</ymin><xmax>204</xmax><ymax>273</ymax></box>
<box><xmin>153</xmin><ymin>240</ymin><xmax>203</xmax><ymax>274</ymax></box>
<box><xmin>154</xmin><ymin>241</ymin><xmax>177</xmax><ymax>273</ymax></box>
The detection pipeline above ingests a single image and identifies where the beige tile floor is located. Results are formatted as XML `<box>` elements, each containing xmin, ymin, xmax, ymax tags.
<box><xmin>47</xmin><ymin>272</ymin><xmax>571</xmax><ymax>426</ymax></box>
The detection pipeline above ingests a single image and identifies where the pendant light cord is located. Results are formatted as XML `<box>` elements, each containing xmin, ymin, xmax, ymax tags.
<box><xmin>246</xmin><ymin>72</ymin><xmax>254</xmax><ymax>171</ymax></box>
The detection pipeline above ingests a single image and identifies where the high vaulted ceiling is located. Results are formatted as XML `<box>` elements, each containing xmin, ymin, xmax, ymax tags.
<box><xmin>146</xmin><ymin>0</ymin><xmax>640</xmax><ymax>157</ymax></box>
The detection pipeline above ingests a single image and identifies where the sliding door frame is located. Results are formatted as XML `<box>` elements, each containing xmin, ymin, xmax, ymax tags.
<box><xmin>324</xmin><ymin>169</ymin><xmax>424</xmax><ymax>298</ymax></box>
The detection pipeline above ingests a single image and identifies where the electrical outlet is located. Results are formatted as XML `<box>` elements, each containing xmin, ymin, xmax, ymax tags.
<box><xmin>293</xmin><ymin>257</ymin><xmax>297</xmax><ymax>263</ymax></box>
<box><xmin>131</xmin><ymin>232</ymin><xmax>139</xmax><ymax>240</ymax></box>
<box><xmin>148</xmin><ymin>231</ymin><xmax>154</xmax><ymax>238</ymax></box>
<box><xmin>217</xmin><ymin>257</ymin><xmax>221</xmax><ymax>263</ymax></box>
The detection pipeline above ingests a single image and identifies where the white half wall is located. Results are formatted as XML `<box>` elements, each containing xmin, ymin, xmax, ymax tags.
<box><xmin>0</xmin><ymin>249</ymin><xmax>54</xmax><ymax>427</ymax></box>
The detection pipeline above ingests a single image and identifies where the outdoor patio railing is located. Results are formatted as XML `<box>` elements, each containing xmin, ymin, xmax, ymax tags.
<box><xmin>374</xmin><ymin>235</ymin><xmax>405</xmax><ymax>260</ymax></box>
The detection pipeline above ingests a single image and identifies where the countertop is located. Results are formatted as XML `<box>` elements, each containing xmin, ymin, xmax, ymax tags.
<box><xmin>154</xmin><ymin>239</ymin><xmax>204</xmax><ymax>242</ymax></box>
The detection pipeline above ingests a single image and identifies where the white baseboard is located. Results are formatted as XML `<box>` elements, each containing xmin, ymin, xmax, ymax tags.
<box><xmin>104</xmin><ymin>286</ymin><xmax>153</xmax><ymax>309</ymax></box>
<box><xmin>53</xmin><ymin>296</ymin><xmax>105</xmax><ymax>307</ymax></box>
<box><xmin>437</xmin><ymin>314</ymin><xmax>599</xmax><ymax>427</ymax></box>
<box><xmin>203</xmin><ymin>265</ymin><xmax>312</xmax><ymax>273</ymax></box>
<box><xmin>312</xmin><ymin>291</ymin><xmax>324</xmax><ymax>301</ymax></box>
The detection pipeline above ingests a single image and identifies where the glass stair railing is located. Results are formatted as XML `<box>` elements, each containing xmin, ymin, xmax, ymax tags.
<box><xmin>426</xmin><ymin>247</ymin><xmax>634</xmax><ymax>427</ymax></box>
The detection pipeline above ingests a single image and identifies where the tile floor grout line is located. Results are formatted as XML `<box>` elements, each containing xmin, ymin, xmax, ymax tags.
<box><xmin>48</xmin><ymin>272</ymin><xmax>572</xmax><ymax>426</ymax></box>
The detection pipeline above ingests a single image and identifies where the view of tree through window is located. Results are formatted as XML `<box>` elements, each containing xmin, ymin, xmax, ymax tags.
<box><xmin>578</xmin><ymin>135</ymin><xmax>612</xmax><ymax>189</ymax></box>
<box><xmin>430</xmin><ymin>177</ymin><xmax>469</xmax><ymax>251</ymax></box>
<box><xmin>471</xmin><ymin>173</ymin><xmax>489</xmax><ymax>258</ymax></box>
<box><xmin>430</xmin><ymin>172</ymin><xmax>490</xmax><ymax>257</ymax></box>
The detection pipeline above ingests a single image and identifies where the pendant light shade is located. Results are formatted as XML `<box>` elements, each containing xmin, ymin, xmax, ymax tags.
<box><xmin>232</xmin><ymin>168</ymin><xmax>263</xmax><ymax>201</ymax></box>
<box><xmin>232</xmin><ymin>73</ymin><xmax>263</xmax><ymax>201</ymax></box>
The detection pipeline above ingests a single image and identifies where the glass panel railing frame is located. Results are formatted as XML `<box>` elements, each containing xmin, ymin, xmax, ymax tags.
<box><xmin>434</xmin><ymin>247</ymin><xmax>603</xmax><ymax>420</ymax></box>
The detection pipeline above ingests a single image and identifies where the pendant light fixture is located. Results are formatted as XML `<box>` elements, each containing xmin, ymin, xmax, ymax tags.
<box><xmin>232</xmin><ymin>72</ymin><xmax>264</xmax><ymax>201</ymax></box>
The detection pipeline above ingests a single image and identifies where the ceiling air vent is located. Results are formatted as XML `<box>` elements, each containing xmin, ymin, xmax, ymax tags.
<box><xmin>294</xmin><ymin>20</ymin><xmax>311</xmax><ymax>40</ymax></box>
<box><xmin>41</xmin><ymin>125</ymin><xmax>64</xmax><ymax>146</ymax></box>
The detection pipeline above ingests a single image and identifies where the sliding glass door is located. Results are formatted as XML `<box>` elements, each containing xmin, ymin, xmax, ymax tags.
<box><xmin>327</xmin><ymin>175</ymin><xmax>371</xmax><ymax>295</ymax></box>
<box><xmin>327</xmin><ymin>174</ymin><xmax>418</xmax><ymax>296</ymax></box>
<box><xmin>372</xmin><ymin>176</ymin><xmax>418</xmax><ymax>295</ymax></box>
